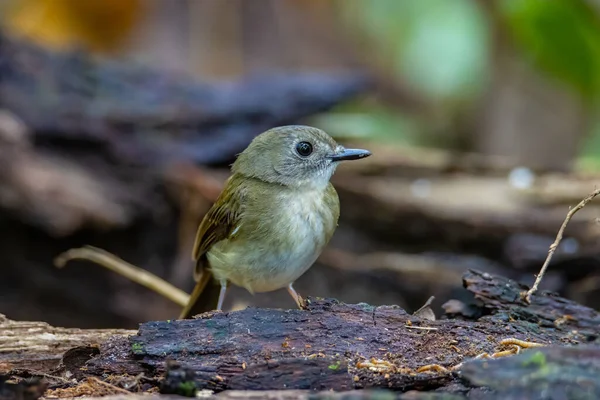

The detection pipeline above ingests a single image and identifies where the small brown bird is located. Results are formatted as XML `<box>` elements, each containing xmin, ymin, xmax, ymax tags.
<box><xmin>179</xmin><ymin>125</ymin><xmax>371</xmax><ymax>318</ymax></box>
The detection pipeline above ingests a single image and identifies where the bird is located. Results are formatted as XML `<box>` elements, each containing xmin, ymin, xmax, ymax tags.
<box><xmin>179</xmin><ymin>125</ymin><xmax>371</xmax><ymax>318</ymax></box>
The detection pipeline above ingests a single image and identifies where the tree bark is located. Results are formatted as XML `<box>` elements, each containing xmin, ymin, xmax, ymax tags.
<box><xmin>1</xmin><ymin>270</ymin><xmax>598</xmax><ymax>399</ymax></box>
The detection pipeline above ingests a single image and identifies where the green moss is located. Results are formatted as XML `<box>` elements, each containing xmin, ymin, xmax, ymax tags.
<box><xmin>328</xmin><ymin>361</ymin><xmax>341</xmax><ymax>370</ymax></box>
<box><xmin>131</xmin><ymin>342</ymin><xmax>144</xmax><ymax>354</ymax></box>
<box><xmin>522</xmin><ymin>351</ymin><xmax>547</xmax><ymax>367</ymax></box>
<box><xmin>177</xmin><ymin>381</ymin><xmax>197</xmax><ymax>397</ymax></box>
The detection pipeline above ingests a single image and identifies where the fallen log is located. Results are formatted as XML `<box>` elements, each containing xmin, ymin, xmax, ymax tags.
<box><xmin>1</xmin><ymin>269</ymin><xmax>598</xmax><ymax>399</ymax></box>
<box><xmin>0</xmin><ymin>314</ymin><xmax>134</xmax><ymax>373</ymax></box>
<box><xmin>460</xmin><ymin>345</ymin><xmax>600</xmax><ymax>399</ymax></box>
<box><xmin>334</xmin><ymin>174</ymin><xmax>600</xmax><ymax>259</ymax></box>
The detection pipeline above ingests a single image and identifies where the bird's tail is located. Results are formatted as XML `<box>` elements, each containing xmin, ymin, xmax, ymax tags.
<box><xmin>178</xmin><ymin>261</ymin><xmax>221</xmax><ymax>319</ymax></box>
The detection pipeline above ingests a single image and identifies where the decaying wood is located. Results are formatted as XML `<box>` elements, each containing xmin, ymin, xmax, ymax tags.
<box><xmin>87</xmin><ymin>271</ymin><xmax>597</xmax><ymax>394</ymax></box>
<box><xmin>460</xmin><ymin>345</ymin><xmax>600</xmax><ymax>399</ymax></box>
<box><xmin>319</xmin><ymin>248</ymin><xmax>507</xmax><ymax>289</ymax></box>
<box><xmin>0</xmin><ymin>375</ymin><xmax>47</xmax><ymax>400</ymax></box>
<box><xmin>1</xmin><ymin>269</ymin><xmax>598</xmax><ymax>399</ymax></box>
<box><xmin>333</xmin><ymin>174</ymin><xmax>600</xmax><ymax>255</ymax></box>
<box><xmin>0</xmin><ymin>314</ymin><xmax>134</xmax><ymax>373</ymax></box>
<box><xmin>39</xmin><ymin>389</ymin><xmax>473</xmax><ymax>400</ymax></box>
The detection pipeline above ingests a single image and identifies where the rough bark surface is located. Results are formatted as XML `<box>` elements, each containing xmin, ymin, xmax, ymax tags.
<box><xmin>0</xmin><ymin>314</ymin><xmax>134</xmax><ymax>373</ymax></box>
<box><xmin>1</xmin><ymin>270</ymin><xmax>599</xmax><ymax>399</ymax></box>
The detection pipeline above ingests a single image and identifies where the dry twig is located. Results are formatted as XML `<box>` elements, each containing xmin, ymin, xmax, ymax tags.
<box><xmin>523</xmin><ymin>187</ymin><xmax>600</xmax><ymax>303</ymax></box>
<box><xmin>55</xmin><ymin>246</ymin><xmax>190</xmax><ymax>307</ymax></box>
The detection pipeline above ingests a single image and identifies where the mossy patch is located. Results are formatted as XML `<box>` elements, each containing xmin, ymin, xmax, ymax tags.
<box><xmin>328</xmin><ymin>360</ymin><xmax>342</xmax><ymax>370</ymax></box>
<box><xmin>131</xmin><ymin>342</ymin><xmax>144</xmax><ymax>355</ymax></box>
<box><xmin>522</xmin><ymin>351</ymin><xmax>546</xmax><ymax>368</ymax></box>
<box><xmin>176</xmin><ymin>381</ymin><xmax>197</xmax><ymax>397</ymax></box>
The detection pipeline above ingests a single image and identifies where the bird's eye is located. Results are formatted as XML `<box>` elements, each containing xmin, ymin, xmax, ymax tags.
<box><xmin>296</xmin><ymin>141</ymin><xmax>313</xmax><ymax>157</ymax></box>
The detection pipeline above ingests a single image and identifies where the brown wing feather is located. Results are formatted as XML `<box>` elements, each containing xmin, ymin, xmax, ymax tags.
<box><xmin>192</xmin><ymin>175</ymin><xmax>244</xmax><ymax>276</ymax></box>
<box><xmin>178</xmin><ymin>269</ymin><xmax>215</xmax><ymax>319</ymax></box>
<box><xmin>179</xmin><ymin>176</ymin><xmax>244</xmax><ymax>319</ymax></box>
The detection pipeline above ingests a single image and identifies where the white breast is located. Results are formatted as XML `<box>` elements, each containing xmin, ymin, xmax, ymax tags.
<box><xmin>207</xmin><ymin>188</ymin><xmax>335</xmax><ymax>294</ymax></box>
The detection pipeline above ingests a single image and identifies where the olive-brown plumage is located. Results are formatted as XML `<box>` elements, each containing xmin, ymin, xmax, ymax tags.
<box><xmin>179</xmin><ymin>126</ymin><xmax>370</xmax><ymax>318</ymax></box>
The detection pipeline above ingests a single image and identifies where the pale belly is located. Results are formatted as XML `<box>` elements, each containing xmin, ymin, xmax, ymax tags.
<box><xmin>208</xmin><ymin>238</ymin><xmax>322</xmax><ymax>293</ymax></box>
<box><xmin>206</xmin><ymin>192</ymin><xmax>336</xmax><ymax>293</ymax></box>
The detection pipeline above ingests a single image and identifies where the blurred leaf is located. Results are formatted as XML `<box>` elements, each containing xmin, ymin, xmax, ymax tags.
<box><xmin>500</xmin><ymin>0</ymin><xmax>600</xmax><ymax>101</ymax></box>
<box><xmin>309</xmin><ymin>106</ymin><xmax>419</xmax><ymax>145</ymax></box>
<box><xmin>338</xmin><ymin>0</ymin><xmax>489</xmax><ymax>100</ymax></box>
<box><xmin>337</xmin><ymin>0</ymin><xmax>409</xmax><ymax>57</ymax></box>
<box><xmin>578</xmin><ymin>117</ymin><xmax>600</xmax><ymax>164</ymax></box>
<box><xmin>397</xmin><ymin>0</ymin><xmax>489</xmax><ymax>100</ymax></box>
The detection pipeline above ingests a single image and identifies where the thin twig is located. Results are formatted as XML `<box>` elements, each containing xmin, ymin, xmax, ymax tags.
<box><xmin>523</xmin><ymin>187</ymin><xmax>600</xmax><ymax>303</ymax></box>
<box><xmin>499</xmin><ymin>338</ymin><xmax>545</xmax><ymax>348</ymax></box>
<box><xmin>404</xmin><ymin>325</ymin><xmax>438</xmax><ymax>331</ymax></box>
<box><xmin>54</xmin><ymin>245</ymin><xmax>190</xmax><ymax>307</ymax></box>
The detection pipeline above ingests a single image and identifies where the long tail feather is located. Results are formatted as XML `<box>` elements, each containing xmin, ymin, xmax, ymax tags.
<box><xmin>178</xmin><ymin>266</ymin><xmax>221</xmax><ymax>319</ymax></box>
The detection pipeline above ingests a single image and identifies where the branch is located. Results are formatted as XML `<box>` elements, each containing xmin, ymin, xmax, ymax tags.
<box><xmin>523</xmin><ymin>187</ymin><xmax>600</xmax><ymax>303</ymax></box>
<box><xmin>54</xmin><ymin>246</ymin><xmax>190</xmax><ymax>307</ymax></box>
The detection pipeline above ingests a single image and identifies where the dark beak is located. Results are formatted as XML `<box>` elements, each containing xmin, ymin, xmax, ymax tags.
<box><xmin>327</xmin><ymin>148</ymin><xmax>371</xmax><ymax>162</ymax></box>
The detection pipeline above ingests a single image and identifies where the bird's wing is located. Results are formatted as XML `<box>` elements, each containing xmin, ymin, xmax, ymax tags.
<box><xmin>179</xmin><ymin>175</ymin><xmax>246</xmax><ymax>319</ymax></box>
<box><xmin>192</xmin><ymin>175</ymin><xmax>245</xmax><ymax>279</ymax></box>
<box><xmin>325</xmin><ymin>182</ymin><xmax>341</xmax><ymax>229</ymax></box>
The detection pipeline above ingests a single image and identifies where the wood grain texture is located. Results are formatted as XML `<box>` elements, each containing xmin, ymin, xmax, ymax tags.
<box><xmin>2</xmin><ymin>270</ymin><xmax>599</xmax><ymax>399</ymax></box>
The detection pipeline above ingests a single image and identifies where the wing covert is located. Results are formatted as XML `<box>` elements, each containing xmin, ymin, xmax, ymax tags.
<box><xmin>192</xmin><ymin>175</ymin><xmax>244</xmax><ymax>278</ymax></box>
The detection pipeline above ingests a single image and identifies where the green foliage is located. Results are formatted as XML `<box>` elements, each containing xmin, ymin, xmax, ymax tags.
<box><xmin>328</xmin><ymin>0</ymin><xmax>600</xmax><ymax>162</ymax></box>
<box><xmin>576</xmin><ymin>118</ymin><xmax>600</xmax><ymax>170</ymax></box>
<box><xmin>309</xmin><ymin>104</ymin><xmax>419</xmax><ymax>144</ymax></box>
<box><xmin>176</xmin><ymin>381</ymin><xmax>197</xmax><ymax>397</ymax></box>
<box><xmin>339</xmin><ymin>0</ymin><xmax>490</xmax><ymax>100</ymax></box>
<box><xmin>323</xmin><ymin>0</ymin><xmax>490</xmax><ymax>147</ymax></box>
<box><xmin>397</xmin><ymin>0</ymin><xmax>490</xmax><ymax>100</ymax></box>
<box><xmin>339</xmin><ymin>0</ymin><xmax>600</xmax><ymax>103</ymax></box>
<box><xmin>500</xmin><ymin>0</ymin><xmax>600</xmax><ymax>101</ymax></box>
<box><xmin>522</xmin><ymin>351</ymin><xmax>547</xmax><ymax>368</ymax></box>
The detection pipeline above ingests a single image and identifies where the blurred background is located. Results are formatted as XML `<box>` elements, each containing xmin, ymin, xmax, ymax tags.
<box><xmin>1</xmin><ymin>0</ymin><xmax>600</xmax><ymax>329</ymax></box>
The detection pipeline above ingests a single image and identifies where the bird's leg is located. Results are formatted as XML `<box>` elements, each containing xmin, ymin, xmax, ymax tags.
<box><xmin>216</xmin><ymin>279</ymin><xmax>228</xmax><ymax>311</ymax></box>
<box><xmin>286</xmin><ymin>283</ymin><xmax>307</xmax><ymax>309</ymax></box>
